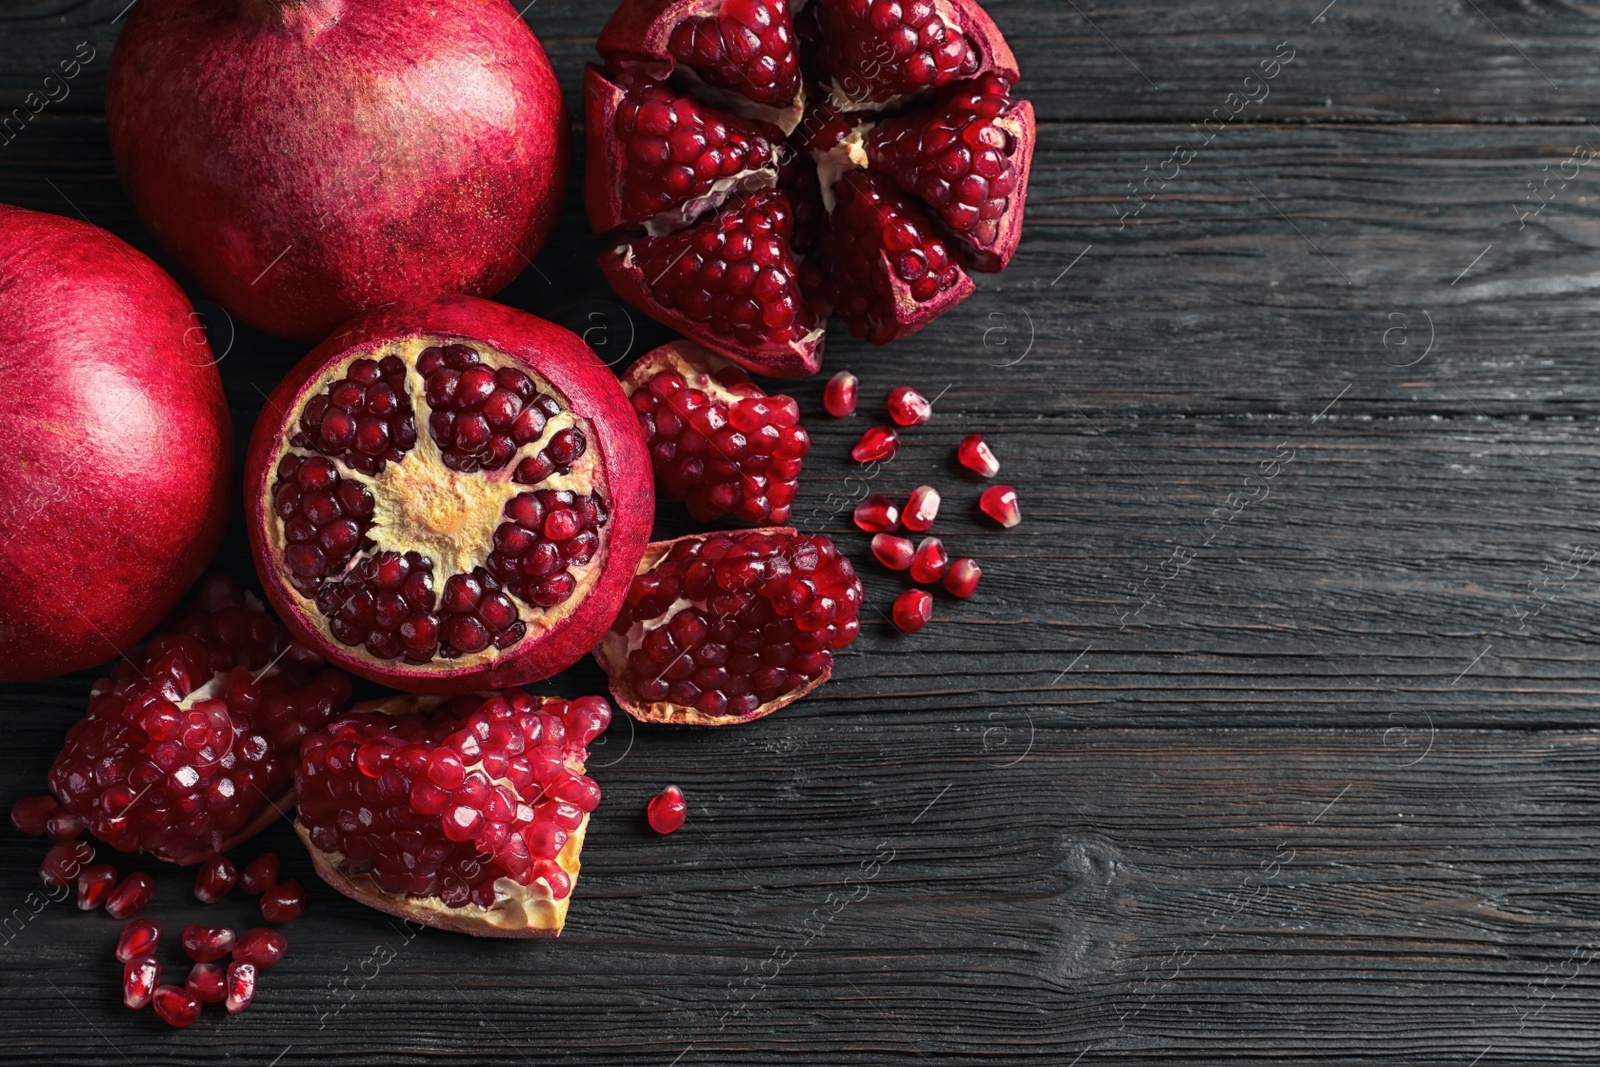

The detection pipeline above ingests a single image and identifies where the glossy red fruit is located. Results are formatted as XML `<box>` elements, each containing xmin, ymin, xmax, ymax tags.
<box><xmin>117</xmin><ymin>919</ymin><xmax>161</xmax><ymax>963</ymax></box>
<box><xmin>123</xmin><ymin>956</ymin><xmax>161</xmax><ymax>1010</ymax></box>
<box><xmin>902</xmin><ymin>486</ymin><xmax>941</xmax><ymax>532</ymax></box>
<box><xmin>892</xmin><ymin>589</ymin><xmax>934</xmax><ymax>633</ymax></box>
<box><xmin>958</xmin><ymin>433</ymin><xmax>999</xmax><ymax>477</ymax></box>
<box><xmin>260</xmin><ymin>880</ymin><xmax>306</xmax><ymax>925</ymax></box>
<box><xmin>194</xmin><ymin>856</ymin><xmax>238</xmax><ymax>904</ymax></box>
<box><xmin>595</xmin><ymin>528</ymin><xmax>864</xmax><ymax>725</ymax></box>
<box><xmin>647</xmin><ymin>785</ymin><xmax>688</xmax><ymax>834</ymax></box>
<box><xmin>105</xmin><ymin>873</ymin><xmax>155</xmax><ymax>919</ymax></box>
<box><xmin>297</xmin><ymin>690</ymin><xmax>609</xmax><ymax>937</ymax></box>
<box><xmin>910</xmin><ymin>537</ymin><xmax>950</xmax><ymax>584</ymax></box>
<box><xmin>810</xmin><ymin>0</ymin><xmax>1016</xmax><ymax>108</ymax></box>
<box><xmin>944</xmin><ymin>557</ymin><xmax>982</xmax><ymax>598</ymax></box>
<box><xmin>182</xmin><ymin>924</ymin><xmax>238</xmax><ymax>963</ymax></box>
<box><xmin>225</xmin><ymin>960</ymin><xmax>258</xmax><ymax>1013</ymax></box>
<box><xmin>10</xmin><ymin>795</ymin><xmax>59</xmax><ymax>836</ymax></box>
<box><xmin>979</xmin><ymin>484</ymin><xmax>1021</xmax><ymax>527</ymax></box>
<box><xmin>187</xmin><ymin>962</ymin><xmax>226</xmax><ymax>1004</ymax></box>
<box><xmin>622</xmin><ymin>342</ymin><xmax>810</xmax><ymax>525</ymax></box>
<box><xmin>240</xmin><ymin>853</ymin><xmax>280</xmax><ymax>896</ymax></box>
<box><xmin>152</xmin><ymin>983</ymin><xmax>201</xmax><ymax>1028</ymax></box>
<box><xmin>40</xmin><ymin>840</ymin><xmax>93</xmax><ymax>889</ymax></box>
<box><xmin>233</xmin><ymin>928</ymin><xmax>288</xmax><ymax>970</ymax></box>
<box><xmin>887</xmin><ymin>387</ymin><xmax>933</xmax><ymax>426</ymax></box>
<box><xmin>871</xmin><ymin>534</ymin><xmax>915</xmax><ymax>571</ymax></box>
<box><xmin>0</xmin><ymin>205</ymin><xmax>229</xmax><ymax>683</ymax></box>
<box><xmin>106</xmin><ymin>0</ymin><xmax>569</xmax><ymax>343</ymax></box>
<box><xmin>45</xmin><ymin>811</ymin><xmax>86</xmax><ymax>842</ymax></box>
<box><xmin>245</xmin><ymin>296</ymin><xmax>652</xmax><ymax>695</ymax></box>
<box><xmin>77</xmin><ymin>865</ymin><xmax>118</xmax><ymax>911</ymax></box>
<box><xmin>824</xmin><ymin>370</ymin><xmax>859</xmax><ymax>417</ymax></box>
<box><xmin>851</xmin><ymin>425</ymin><xmax>900</xmax><ymax>463</ymax></box>
<box><xmin>853</xmin><ymin>495</ymin><xmax>901</xmax><ymax>533</ymax></box>
<box><xmin>48</xmin><ymin>577</ymin><xmax>352</xmax><ymax>864</ymax></box>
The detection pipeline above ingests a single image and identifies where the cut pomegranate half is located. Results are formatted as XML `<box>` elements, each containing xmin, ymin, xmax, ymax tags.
<box><xmin>47</xmin><ymin>577</ymin><xmax>352</xmax><ymax>865</ymax></box>
<box><xmin>296</xmin><ymin>689</ymin><xmax>609</xmax><ymax>937</ymax></box>
<box><xmin>245</xmin><ymin>295</ymin><xmax>653</xmax><ymax>694</ymax></box>
<box><xmin>594</xmin><ymin>528</ymin><xmax>863</xmax><ymax>725</ymax></box>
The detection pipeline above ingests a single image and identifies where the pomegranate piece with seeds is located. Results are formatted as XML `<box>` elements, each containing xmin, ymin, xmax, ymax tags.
<box><xmin>871</xmin><ymin>534</ymin><xmax>915</xmax><ymax>571</ymax></box>
<box><xmin>233</xmin><ymin>928</ymin><xmax>288</xmax><ymax>969</ymax></box>
<box><xmin>887</xmin><ymin>387</ymin><xmax>933</xmax><ymax>427</ymax></box>
<box><xmin>183</xmin><ymin>924</ymin><xmax>238</xmax><ymax>963</ymax></box>
<box><xmin>297</xmin><ymin>689</ymin><xmax>610</xmax><ymax>937</ymax></box>
<box><xmin>622</xmin><ymin>342</ymin><xmax>811</xmax><ymax>525</ymax></box>
<box><xmin>903</xmin><ymin>486</ymin><xmax>940</xmax><ymax>531</ymax></box>
<box><xmin>245</xmin><ymin>296</ymin><xmax>652</xmax><ymax>695</ymax></box>
<box><xmin>11</xmin><ymin>795</ymin><xmax>59</xmax><ymax>836</ymax></box>
<box><xmin>194</xmin><ymin>855</ymin><xmax>238</xmax><ymax>904</ymax></box>
<box><xmin>152</xmin><ymin>983</ymin><xmax>201</xmax><ymax>1028</ymax></box>
<box><xmin>852</xmin><ymin>424</ymin><xmax>901</xmax><ymax>463</ymax></box>
<box><xmin>958</xmin><ymin>432</ymin><xmax>1000</xmax><ymax>477</ymax></box>
<box><xmin>809</xmin><ymin>0</ymin><xmax>1014</xmax><ymax>109</ymax></box>
<box><xmin>105</xmin><ymin>873</ymin><xmax>155</xmax><ymax>919</ymax></box>
<box><xmin>260</xmin><ymin>880</ymin><xmax>306</xmax><ymax>924</ymax></box>
<box><xmin>824</xmin><ymin>370</ymin><xmax>859</xmax><ymax>417</ymax></box>
<box><xmin>595</xmin><ymin>528</ymin><xmax>864</xmax><ymax>726</ymax></box>
<box><xmin>123</xmin><ymin>956</ymin><xmax>161</xmax><ymax>1010</ymax></box>
<box><xmin>944</xmin><ymin>557</ymin><xmax>981</xmax><ymax>597</ymax></box>
<box><xmin>187</xmin><ymin>962</ymin><xmax>226</xmax><ymax>1004</ymax></box>
<box><xmin>77</xmin><ymin>865</ymin><xmax>118</xmax><ymax>910</ymax></box>
<box><xmin>979</xmin><ymin>484</ymin><xmax>1021</xmax><ymax>527</ymax></box>
<box><xmin>648</xmin><ymin>785</ymin><xmax>688</xmax><ymax>833</ymax></box>
<box><xmin>225</xmin><ymin>961</ymin><xmax>258</xmax><ymax>1013</ymax></box>
<box><xmin>47</xmin><ymin>576</ymin><xmax>352</xmax><ymax>865</ymax></box>
<box><xmin>117</xmin><ymin>919</ymin><xmax>161</xmax><ymax>963</ymax></box>
<box><xmin>853</xmin><ymin>494</ymin><xmax>901</xmax><ymax>533</ymax></box>
<box><xmin>240</xmin><ymin>853</ymin><xmax>280</xmax><ymax>895</ymax></box>
<box><xmin>893</xmin><ymin>589</ymin><xmax>933</xmax><ymax>632</ymax></box>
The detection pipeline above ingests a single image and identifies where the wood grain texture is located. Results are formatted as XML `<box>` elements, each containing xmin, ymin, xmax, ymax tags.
<box><xmin>3</xmin><ymin>0</ymin><xmax>1600</xmax><ymax>1063</ymax></box>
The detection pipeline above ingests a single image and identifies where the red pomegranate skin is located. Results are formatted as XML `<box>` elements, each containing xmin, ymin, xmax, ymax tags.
<box><xmin>244</xmin><ymin>295</ymin><xmax>653</xmax><ymax>693</ymax></box>
<box><xmin>0</xmin><ymin>204</ymin><xmax>230</xmax><ymax>682</ymax></box>
<box><xmin>106</xmin><ymin>0</ymin><xmax>571</xmax><ymax>343</ymax></box>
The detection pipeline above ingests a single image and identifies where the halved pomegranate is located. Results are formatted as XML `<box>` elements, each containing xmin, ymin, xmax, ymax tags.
<box><xmin>594</xmin><ymin>528</ymin><xmax>862</xmax><ymax>725</ymax></box>
<box><xmin>245</xmin><ymin>296</ymin><xmax>652</xmax><ymax>694</ymax></box>
<box><xmin>587</xmin><ymin>0</ymin><xmax>1032</xmax><ymax>372</ymax></box>
<box><xmin>47</xmin><ymin>577</ymin><xmax>351</xmax><ymax>865</ymax></box>
<box><xmin>295</xmin><ymin>689</ymin><xmax>609</xmax><ymax>937</ymax></box>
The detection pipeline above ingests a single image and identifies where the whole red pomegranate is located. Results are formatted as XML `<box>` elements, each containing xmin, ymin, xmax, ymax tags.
<box><xmin>245</xmin><ymin>295</ymin><xmax>653</xmax><ymax>694</ymax></box>
<box><xmin>106</xmin><ymin>0</ymin><xmax>570</xmax><ymax>343</ymax></box>
<box><xmin>0</xmin><ymin>204</ymin><xmax>230</xmax><ymax>682</ymax></box>
<box><xmin>586</xmin><ymin>0</ymin><xmax>1033</xmax><ymax>374</ymax></box>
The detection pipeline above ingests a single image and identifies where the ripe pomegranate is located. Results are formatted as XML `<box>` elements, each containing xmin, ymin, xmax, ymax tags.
<box><xmin>594</xmin><ymin>528</ymin><xmax>863</xmax><ymax>725</ymax></box>
<box><xmin>621</xmin><ymin>342</ymin><xmax>809</xmax><ymax>524</ymax></box>
<box><xmin>47</xmin><ymin>577</ymin><xmax>352</xmax><ymax>865</ymax></box>
<box><xmin>105</xmin><ymin>0</ymin><xmax>569</xmax><ymax>343</ymax></box>
<box><xmin>296</xmin><ymin>689</ymin><xmax>610</xmax><ymax>937</ymax></box>
<box><xmin>0</xmin><ymin>204</ymin><xmax>230</xmax><ymax>682</ymax></box>
<box><xmin>245</xmin><ymin>295</ymin><xmax>652</xmax><ymax>694</ymax></box>
<box><xmin>586</xmin><ymin>0</ymin><xmax>1032</xmax><ymax>372</ymax></box>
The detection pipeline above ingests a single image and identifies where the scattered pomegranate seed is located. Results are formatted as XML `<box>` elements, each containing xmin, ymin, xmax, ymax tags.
<box><xmin>260</xmin><ymin>880</ymin><xmax>306</xmax><ymax>924</ymax></box>
<box><xmin>45</xmin><ymin>810</ymin><xmax>86</xmax><ymax>841</ymax></box>
<box><xmin>871</xmin><ymin>534</ymin><xmax>915</xmax><ymax>571</ymax></box>
<box><xmin>186</xmin><ymin>962</ymin><xmax>227</xmax><ymax>1004</ymax></box>
<box><xmin>10</xmin><ymin>795</ymin><xmax>59</xmax><ymax>836</ymax></box>
<box><xmin>958</xmin><ymin>433</ymin><xmax>1000</xmax><ymax>477</ymax></box>
<box><xmin>944</xmin><ymin>558</ymin><xmax>982</xmax><ymax>598</ymax></box>
<box><xmin>193</xmin><ymin>855</ymin><xmax>238</xmax><ymax>904</ymax></box>
<box><xmin>182</xmin><ymin>924</ymin><xmax>238</xmax><ymax>963</ymax></box>
<box><xmin>892</xmin><ymin>589</ymin><xmax>933</xmax><ymax>633</ymax></box>
<box><xmin>225</xmin><ymin>960</ymin><xmax>257</xmax><ymax>1013</ymax></box>
<box><xmin>104</xmin><ymin>873</ymin><xmax>155</xmax><ymax>919</ymax></box>
<box><xmin>123</xmin><ymin>955</ymin><xmax>161</xmax><ymax>1010</ymax></box>
<box><xmin>240</xmin><ymin>853</ymin><xmax>280</xmax><ymax>895</ymax></box>
<box><xmin>647</xmin><ymin>785</ymin><xmax>687</xmax><ymax>834</ymax></box>
<box><xmin>886</xmin><ymin>386</ymin><xmax>933</xmax><ymax>426</ymax></box>
<box><xmin>902</xmin><ymin>486</ymin><xmax>940</xmax><ymax>531</ymax></box>
<box><xmin>910</xmin><ymin>537</ymin><xmax>950</xmax><ymax>584</ymax></box>
<box><xmin>853</xmin><ymin>494</ymin><xmax>901</xmax><ymax>533</ymax></box>
<box><xmin>116</xmin><ymin>918</ymin><xmax>161</xmax><ymax>963</ymax></box>
<box><xmin>40</xmin><ymin>839</ymin><xmax>93</xmax><ymax>888</ymax></box>
<box><xmin>152</xmin><ymin>983</ymin><xmax>201</xmax><ymax>1028</ymax></box>
<box><xmin>851</xmin><ymin>425</ymin><xmax>900</xmax><ymax>463</ymax></box>
<box><xmin>979</xmin><ymin>484</ymin><xmax>1021</xmax><ymax>528</ymax></box>
<box><xmin>233</xmin><ymin>927</ymin><xmax>288</xmax><ymax>969</ymax></box>
<box><xmin>76</xmin><ymin>864</ymin><xmax>118</xmax><ymax>910</ymax></box>
<box><xmin>824</xmin><ymin>370</ymin><xmax>858</xmax><ymax>417</ymax></box>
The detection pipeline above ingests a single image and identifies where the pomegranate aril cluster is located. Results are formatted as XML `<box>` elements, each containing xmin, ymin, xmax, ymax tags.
<box><xmin>291</xmin><ymin>355</ymin><xmax>416</xmax><ymax>475</ymax></box>
<box><xmin>485</xmin><ymin>489</ymin><xmax>609</xmax><ymax>609</ymax></box>
<box><xmin>273</xmin><ymin>454</ymin><xmax>376</xmax><ymax>596</ymax></box>
<box><xmin>419</xmin><ymin>343</ymin><xmax>570</xmax><ymax>475</ymax></box>
<box><xmin>317</xmin><ymin>550</ymin><xmax>526</xmax><ymax>662</ymax></box>
<box><xmin>665</xmin><ymin>0</ymin><xmax>800</xmax><ymax>106</ymax></box>
<box><xmin>811</xmin><ymin>0</ymin><xmax>980</xmax><ymax>105</ymax></box>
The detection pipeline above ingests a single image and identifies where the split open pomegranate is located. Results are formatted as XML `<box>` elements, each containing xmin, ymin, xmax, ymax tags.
<box><xmin>594</xmin><ymin>528</ymin><xmax>863</xmax><ymax>725</ymax></box>
<box><xmin>587</xmin><ymin>0</ymin><xmax>1033</xmax><ymax>373</ymax></box>
<box><xmin>245</xmin><ymin>296</ymin><xmax>652</xmax><ymax>694</ymax></box>
<box><xmin>295</xmin><ymin>689</ymin><xmax>609</xmax><ymax>937</ymax></box>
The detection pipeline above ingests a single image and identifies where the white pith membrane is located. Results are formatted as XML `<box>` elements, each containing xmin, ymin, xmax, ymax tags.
<box><xmin>263</xmin><ymin>337</ymin><xmax>609</xmax><ymax>673</ymax></box>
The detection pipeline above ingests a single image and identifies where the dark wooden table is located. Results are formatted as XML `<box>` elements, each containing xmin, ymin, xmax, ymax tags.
<box><xmin>5</xmin><ymin>1</ymin><xmax>1600</xmax><ymax>1062</ymax></box>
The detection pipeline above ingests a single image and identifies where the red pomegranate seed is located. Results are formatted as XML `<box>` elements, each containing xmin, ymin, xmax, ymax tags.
<box><xmin>887</xmin><ymin>386</ymin><xmax>933</xmax><ymax>426</ymax></box>
<box><xmin>104</xmin><ymin>872</ymin><xmax>155</xmax><ymax>919</ymax></box>
<box><xmin>902</xmin><ymin>486</ymin><xmax>940</xmax><ymax>531</ymax></box>
<box><xmin>10</xmin><ymin>795</ymin><xmax>59</xmax><ymax>836</ymax></box>
<box><xmin>910</xmin><ymin>537</ymin><xmax>950</xmax><ymax>584</ymax></box>
<box><xmin>225</xmin><ymin>960</ymin><xmax>257</xmax><ymax>1013</ymax></box>
<box><xmin>853</xmin><ymin>494</ymin><xmax>901</xmax><ymax>533</ymax></box>
<box><xmin>260</xmin><ymin>880</ymin><xmax>305</xmax><ymax>924</ymax></box>
<box><xmin>186</xmin><ymin>962</ymin><xmax>226</xmax><ymax>1004</ymax></box>
<box><xmin>958</xmin><ymin>433</ymin><xmax>1000</xmax><ymax>477</ymax></box>
<box><xmin>152</xmin><ymin>983</ymin><xmax>201</xmax><ymax>1028</ymax></box>
<box><xmin>123</xmin><ymin>955</ymin><xmax>160</xmax><ymax>1010</ymax></box>
<box><xmin>871</xmin><ymin>534</ymin><xmax>915</xmax><ymax>571</ymax></box>
<box><xmin>824</xmin><ymin>370</ymin><xmax>858</xmax><ymax>417</ymax></box>
<box><xmin>76</xmin><ymin>864</ymin><xmax>118</xmax><ymax>910</ymax></box>
<box><xmin>851</xmin><ymin>425</ymin><xmax>900</xmax><ymax>463</ymax></box>
<box><xmin>892</xmin><ymin>589</ymin><xmax>934</xmax><ymax>633</ymax></box>
<box><xmin>45</xmin><ymin>810</ymin><xmax>86</xmax><ymax>841</ymax></box>
<box><xmin>240</xmin><ymin>853</ymin><xmax>279</xmax><ymax>895</ymax></box>
<box><xmin>944</xmin><ymin>558</ymin><xmax>982</xmax><ymax>598</ymax></box>
<box><xmin>116</xmin><ymin>918</ymin><xmax>160</xmax><ymax>963</ymax></box>
<box><xmin>193</xmin><ymin>855</ymin><xmax>238</xmax><ymax>904</ymax></box>
<box><xmin>232</xmin><ymin>927</ymin><xmax>288</xmax><ymax>969</ymax></box>
<box><xmin>40</xmin><ymin>839</ymin><xmax>93</xmax><ymax>888</ymax></box>
<box><xmin>647</xmin><ymin>785</ymin><xmax>687</xmax><ymax>834</ymax></box>
<box><xmin>182</xmin><ymin>924</ymin><xmax>238</xmax><ymax>963</ymax></box>
<box><xmin>979</xmin><ymin>484</ymin><xmax>1021</xmax><ymax>527</ymax></box>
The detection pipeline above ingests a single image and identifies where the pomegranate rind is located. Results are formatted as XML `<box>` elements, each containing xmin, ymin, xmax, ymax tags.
<box><xmin>245</xmin><ymin>295</ymin><xmax>653</xmax><ymax>695</ymax></box>
<box><xmin>0</xmin><ymin>205</ymin><xmax>231</xmax><ymax>682</ymax></box>
<box><xmin>592</xmin><ymin>528</ymin><xmax>833</xmax><ymax>726</ymax></box>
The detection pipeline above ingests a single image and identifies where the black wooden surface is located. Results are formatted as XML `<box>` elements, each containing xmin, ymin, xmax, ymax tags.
<box><xmin>4</xmin><ymin>0</ymin><xmax>1600</xmax><ymax>1063</ymax></box>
